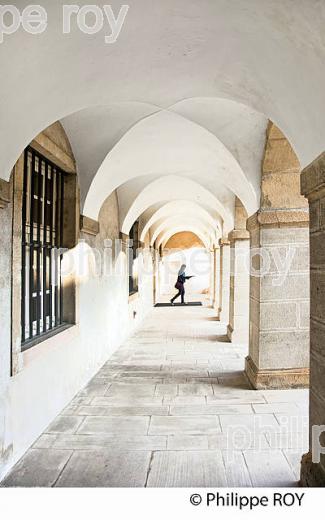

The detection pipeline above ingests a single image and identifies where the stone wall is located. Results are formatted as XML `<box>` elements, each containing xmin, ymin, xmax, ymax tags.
<box><xmin>300</xmin><ymin>151</ymin><xmax>325</xmax><ymax>486</ymax></box>
<box><xmin>0</xmin><ymin>178</ymin><xmax>13</xmax><ymax>472</ymax></box>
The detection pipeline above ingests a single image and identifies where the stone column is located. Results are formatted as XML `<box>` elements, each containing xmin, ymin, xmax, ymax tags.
<box><xmin>213</xmin><ymin>246</ymin><xmax>220</xmax><ymax>312</ymax></box>
<box><xmin>152</xmin><ymin>247</ymin><xmax>160</xmax><ymax>304</ymax></box>
<box><xmin>227</xmin><ymin>198</ymin><xmax>250</xmax><ymax>344</ymax></box>
<box><xmin>0</xmin><ymin>178</ymin><xmax>13</xmax><ymax>479</ymax></box>
<box><xmin>245</xmin><ymin>122</ymin><xmax>310</xmax><ymax>389</ymax></box>
<box><xmin>218</xmin><ymin>238</ymin><xmax>231</xmax><ymax>323</ymax></box>
<box><xmin>300</xmin><ymin>151</ymin><xmax>325</xmax><ymax>486</ymax></box>
<box><xmin>209</xmin><ymin>250</ymin><xmax>215</xmax><ymax>307</ymax></box>
<box><xmin>227</xmin><ymin>230</ymin><xmax>250</xmax><ymax>343</ymax></box>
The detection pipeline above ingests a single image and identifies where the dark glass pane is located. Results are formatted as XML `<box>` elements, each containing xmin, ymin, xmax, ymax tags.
<box><xmin>21</xmin><ymin>147</ymin><xmax>66</xmax><ymax>345</ymax></box>
<box><xmin>31</xmin><ymin>296</ymin><xmax>37</xmax><ymax>323</ymax></box>
<box><xmin>45</xmin><ymin>250</ymin><xmax>50</xmax><ymax>290</ymax></box>
<box><xmin>32</xmin><ymin>248</ymin><xmax>37</xmax><ymax>291</ymax></box>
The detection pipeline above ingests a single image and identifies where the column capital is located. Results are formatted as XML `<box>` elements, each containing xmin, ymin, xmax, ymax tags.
<box><xmin>301</xmin><ymin>151</ymin><xmax>325</xmax><ymax>202</ymax></box>
<box><xmin>0</xmin><ymin>178</ymin><xmax>11</xmax><ymax>209</ymax></box>
<box><xmin>246</xmin><ymin>208</ymin><xmax>309</xmax><ymax>232</ymax></box>
<box><xmin>219</xmin><ymin>237</ymin><xmax>230</xmax><ymax>247</ymax></box>
<box><xmin>228</xmin><ymin>229</ymin><xmax>250</xmax><ymax>242</ymax></box>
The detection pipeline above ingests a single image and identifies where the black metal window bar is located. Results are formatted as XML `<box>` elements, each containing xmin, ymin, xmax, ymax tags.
<box><xmin>21</xmin><ymin>147</ymin><xmax>65</xmax><ymax>345</ymax></box>
<box><xmin>129</xmin><ymin>221</ymin><xmax>139</xmax><ymax>295</ymax></box>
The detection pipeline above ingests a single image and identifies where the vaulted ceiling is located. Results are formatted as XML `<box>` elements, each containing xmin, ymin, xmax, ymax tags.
<box><xmin>2</xmin><ymin>0</ymin><xmax>324</xmax><ymax>247</ymax></box>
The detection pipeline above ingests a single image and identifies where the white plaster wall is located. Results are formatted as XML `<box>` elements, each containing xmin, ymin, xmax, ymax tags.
<box><xmin>62</xmin><ymin>101</ymin><xmax>267</xmax><ymax>218</ymax></box>
<box><xmin>84</xmin><ymin>110</ymin><xmax>258</xmax><ymax>219</ymax></box>
<box><xmin>0</xmin><ymin>192</ymin><xmax>154</xmax><ymax>481</ymax></box>
<box><xmin>61</xmin><ymin>103</ymin><xmax>160</xmax><ymax>203</ymax></box>
<box><xmin>172</xmin><ymin>98</ymin><xmax>268</xmax><ymax>198</ymax></box>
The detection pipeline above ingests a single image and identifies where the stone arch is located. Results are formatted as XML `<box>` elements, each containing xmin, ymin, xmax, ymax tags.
<box><xmin>121</xmin><ymin>175</ymin><xmax>233</xmax><ymax>236</ymax></box>
<box><xmin>140</xmin><ymin>200</ymin><xmax>221</xmax><ymax>243</ymax></box>
<box><xmin>156</xmin><ymin>223</ymin><xmax>213</xmax><ymax>250</ymax></box>
<box><xmin>150</xmin><ymin>213</ymin><xmax>217</xmax><ymax>246</ymax></box>
<box><xmin>164</xmin><ymin>231</ymin><xmax>205</xmax><ymax>251</ymax></box>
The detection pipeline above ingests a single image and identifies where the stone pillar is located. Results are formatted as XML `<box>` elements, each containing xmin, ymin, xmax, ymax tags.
<box><xmin>300</xmin><ymin>151</ymin><xmax>325</xmax><ymax>486</ymax></box>
<box><xmin>0</xmin><ymin>178</ymin><xmax>13</xmax><ymax>479</ymax></box>
<box><xmin>218</xmin><ymin>238</ymin><xmax>231</xmax><ymax>323</ymax></box>
<box><xmin>227</xmin><ymin>230</ymin><xmax>250</xmax><ymax>343</ymax></box>
<box><xmin>209</xmin><ymin>250</ymin><xmax>215</xmax><ymax>307</ymax></box>
<box><xmin>152</xmin><ymin>247</ymin><xmax>160</xmax><ymax>304</ymax></box>
<box><xmin>11</xmin><ymin>156</ymin><xmax>24</xmax><ymax>375</ymax></box>
<box><xmin>213</xmin><ymin>246</ymin><xmax>220</xmax><ymax>312</ymax></box>
<box><xmin>245</xmin><ymin>122</ymin><xmax>310</xmax><ymax>389</ymax></box>
<box><xmin>227</xmin><ymin>198</ymin><xmax>250</xmax><ymax>344</ymax></box>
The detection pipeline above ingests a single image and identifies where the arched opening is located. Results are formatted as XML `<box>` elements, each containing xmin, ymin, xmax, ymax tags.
<box><xmin>0</xmin><ymin>109</ymin><xmax>312</xmax><ymax>489</ymax></box>
<box><xmin>156</xmin><ymin>231</ymin><xmax>211</xmax><ymax>305</ymax></box>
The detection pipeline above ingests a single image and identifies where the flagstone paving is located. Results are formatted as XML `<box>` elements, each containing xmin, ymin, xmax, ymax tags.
<box><xmin>2</xmin><ymin>302</ymin><xmax>308</xmax><ymax>487</ymax></box>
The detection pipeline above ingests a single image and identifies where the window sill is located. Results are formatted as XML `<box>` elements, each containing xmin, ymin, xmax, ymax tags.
<box><xmin>21</xmin><ymin>323</ymin><xmax>75</xmax><ymax>353</ymax></box>
<box><xmin>20</xmin><ymin>323</ymin><xmax>78</xmax><ymax>370</ymax></box>
<box><xmin>128</xmin><ymin>291</ymin><xmax>139</xmax><ymax>303</ymax></box>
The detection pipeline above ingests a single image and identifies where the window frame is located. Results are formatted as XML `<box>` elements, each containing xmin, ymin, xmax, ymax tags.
<box><xmin>128</xmin><ymin>221</ymin><xmax>139</xmax><ymax>296</ymax></box>
<box><xmin>21</xmin><ymin>146</ymin><xmax>67</xmax><ymax>348</ymax></box>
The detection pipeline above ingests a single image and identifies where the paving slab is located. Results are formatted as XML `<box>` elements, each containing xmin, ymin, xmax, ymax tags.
<box><xmin>243</xmin><ymin>450</ymin><xmax>297</xmax><ymax>487</ymax></box>
<box><xmin>55</xmin><ymin>449</ymin><xmax>151</xmax><ymax>487</ymax></box>
<box><xmin>149</xmin><ymin>415</ymin><xmax>221</xmax><ymax>435</ymax></box>
<box><xmin>146</xmin><ymin>450</ymin><xmax>227</xmax><ymax>487</ymax></box>
<box><xmin>1</xmin><ymin>449</ymin><xmax>72</xmax><ymax>487</ymax></box>
<box><xmin>78</xmin><ymin>416</ymin><xmax>150</xmax><ymax>435</ymax></box>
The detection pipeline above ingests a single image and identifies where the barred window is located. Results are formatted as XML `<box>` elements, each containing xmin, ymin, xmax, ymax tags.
<box><xmin>21</xmin><ymin>147</ymin><xmax>66</xmax><ymax>346</ymax></box>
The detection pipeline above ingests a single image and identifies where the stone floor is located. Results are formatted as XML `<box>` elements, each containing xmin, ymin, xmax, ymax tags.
<box><xmin>2</xmin><ymin>300</ymin><xmax>309</xmax><ymax>487</ymax></box>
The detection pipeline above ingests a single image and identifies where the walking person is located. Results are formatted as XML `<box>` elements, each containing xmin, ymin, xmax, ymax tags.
<box><xmin>170</xmin><ymin>264</ymin><xmax>193</xmax><ymax>305</ymax></box>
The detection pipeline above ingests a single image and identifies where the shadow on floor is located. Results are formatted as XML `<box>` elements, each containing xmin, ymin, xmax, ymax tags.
<box><xmin>154</xmin><ymin>302</ymin><xmax>203</xmax><ymax>307</ymax></box>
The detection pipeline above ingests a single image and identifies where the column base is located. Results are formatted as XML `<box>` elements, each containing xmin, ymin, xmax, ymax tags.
<box><xmin>300</xmin><ymin>452</ymin><xmax>325</xmax><ymax>487</ymax></box>
<box><xmin>245</xmin><ymin>356</ymin><xmax>309</xmax><ymax>390</ymax></box>
<box><xmin>227</xmin><ymin>324</ymin><xmax>233</xmax><ymax>342</ymax></box>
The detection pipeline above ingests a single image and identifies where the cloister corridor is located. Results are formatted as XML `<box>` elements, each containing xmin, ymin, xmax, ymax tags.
<box><xmin>3</xmin><ymin>1</ymin><xmax>325</xmax><ymax>491</ymax></box>
<box><xmin>2</xmin><ymin>300</ymin><xmax>308</xmax><ymax>488</ymax></box>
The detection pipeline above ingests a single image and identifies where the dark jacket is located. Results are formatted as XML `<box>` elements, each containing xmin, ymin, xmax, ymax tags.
<box><xmin>176</xmin><ymin>273</ymin><xmax>191</xmax><ymax>287</ymax></box>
